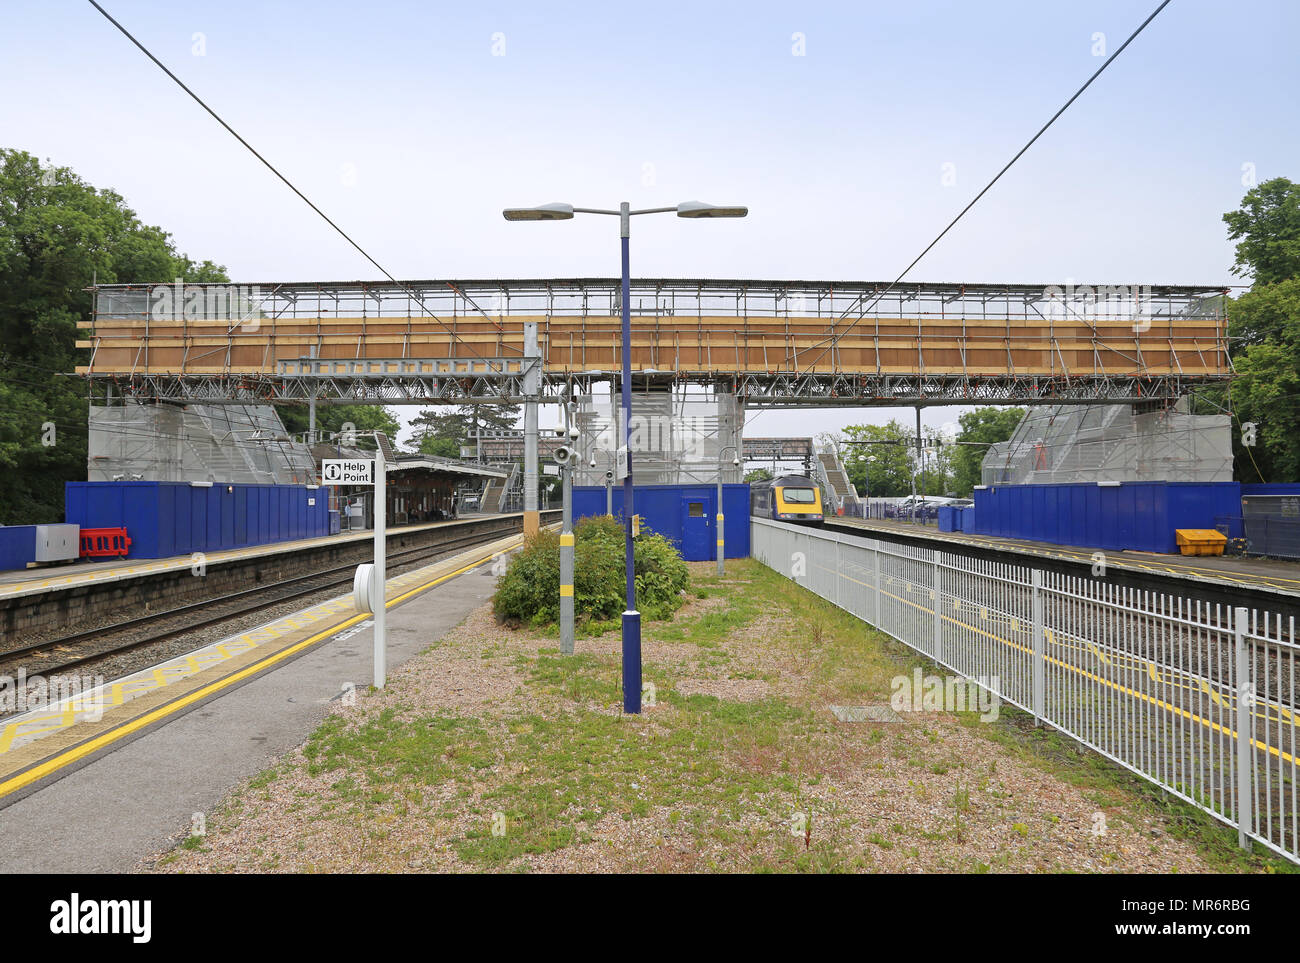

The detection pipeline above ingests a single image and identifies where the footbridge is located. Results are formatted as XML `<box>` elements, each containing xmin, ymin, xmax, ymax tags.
<box><xmin>79</xmin><ymin>278</ymin><xmax>1230</xmax><ymax>407</ymax></box>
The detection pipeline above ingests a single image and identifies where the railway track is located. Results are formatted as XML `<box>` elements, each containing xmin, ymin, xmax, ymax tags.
<box><xmin>0</xmin><ymin>527</ymin><xmax>511</xmax><ymax>680</ymax></box>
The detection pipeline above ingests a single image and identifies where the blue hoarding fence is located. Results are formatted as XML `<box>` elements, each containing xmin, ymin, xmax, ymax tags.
<box><xmin>571</xmin><ymin>483</ymin><xmax>750</xmax><ymax>562</ymax></box>
<box><xmin>0</xmin><ymin>527</ymin><xmax>38</xmax><ymax>572</ymax></box>
<box><xmin>969</xmin><ymin>481</ymin><xmax>1243</xmax><ymax>555</ymax></box>
<box><xmin>64</xmin><ymin>481</ymin><xmax>330</xmax><ymax>560</ymax></box>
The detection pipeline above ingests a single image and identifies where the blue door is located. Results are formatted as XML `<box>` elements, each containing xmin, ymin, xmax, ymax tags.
<box><xmin>680</xmin><ymin>496</ymin><xmax>712</xmax><ymax>561</ymax></box>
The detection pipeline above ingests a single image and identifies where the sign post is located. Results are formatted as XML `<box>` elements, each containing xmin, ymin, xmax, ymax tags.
<box><xmin>373</xmin><ymin>455</ymin><xmax>385</xmax><ymax>687</ymax></box>
<box><xmin>322</xmin><ymin>457</ymin><xmax>386</xmax><ymax>688</ymax></box>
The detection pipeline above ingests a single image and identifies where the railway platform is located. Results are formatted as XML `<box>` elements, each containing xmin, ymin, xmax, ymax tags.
<box><xmin>0</xmin><ymin>513</ymin><xmax>524</xmax><ymax>601</ymax></box>
<box><xmin>0</xmin><ymin>511</ymin><xmax>556</xmax><ymax>642</ymax></box>
<box><xmin>0</xmin><ymin>529</ymin><xmax>522</xmax><ymax>872</ymax></box>
<box><xmin>827</xmin><ymin>516</ymin><xmax>1300</xmax><ymax>602</ymax></box>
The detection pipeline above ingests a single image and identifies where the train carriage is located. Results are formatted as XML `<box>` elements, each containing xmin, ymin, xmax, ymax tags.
<box><xmin>750</xmin><ymin>474</ymin><xmax>825</xmax><ymax>525</ymax></box>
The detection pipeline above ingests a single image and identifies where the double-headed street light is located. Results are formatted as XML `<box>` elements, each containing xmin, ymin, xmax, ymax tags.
<box><xmin>504</xmin><ymin>200</ymin><xmax>748</xmax><ymax>714</ymax></box>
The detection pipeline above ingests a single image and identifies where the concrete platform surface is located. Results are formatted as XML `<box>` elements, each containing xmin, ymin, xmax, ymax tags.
<box><xmin>0</xmin><ymin>554</ymin><xmax>501</xmax><ymax>873</ymax></box>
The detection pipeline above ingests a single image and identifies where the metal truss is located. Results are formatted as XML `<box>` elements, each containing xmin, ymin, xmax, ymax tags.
<box><xmin>84</xmin><ymin>278</ymin><xmax>1231</xmax><ymax>407</ymax></box>
<box><xmin>89</xmin><ymin>373</ymin><xmax>543</xmax><ymax>405</ymax></box>
<box><xmin>728</xmin><ymin>373</ymin><xmax>1216</xmax><ymax>408</ymax></box>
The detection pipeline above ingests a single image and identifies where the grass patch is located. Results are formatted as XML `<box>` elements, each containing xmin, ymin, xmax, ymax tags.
<box><xmin>179</xmin><ymin>557</ymin><xmax>1292</xmax><ymax>874</ymax></box>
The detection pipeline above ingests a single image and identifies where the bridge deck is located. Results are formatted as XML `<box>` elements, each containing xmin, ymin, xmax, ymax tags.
<box><xmin>75</xmin><ymin>279</ymin><xmax>1232</xmax><ymax>404</ymax></box>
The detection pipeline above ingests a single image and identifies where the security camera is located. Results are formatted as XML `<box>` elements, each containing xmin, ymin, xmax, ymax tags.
<box><xmin>569</xmin><ymin>425</ymin><xmax>580</xmax><ymax>440</ymax></box>
<box><xmin>589</xmin><ymin>455</ymin><xmax>597</xmax><ymax>469</ymax></box>
<box><xmin>553</xmin><ymin>445</ymin><xmax>573</xmax><ymax>466</ymax></box>
<box><xmin>733</xmin><ymin>457</ymin><xmax>740</xmax><ymax>467</ymax></box>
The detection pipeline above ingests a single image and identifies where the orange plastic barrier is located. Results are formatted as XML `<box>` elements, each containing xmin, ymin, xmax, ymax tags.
<box><xmin>79</xmin><ymin>527</ymin><xmax>132</xmax><ymax>558</ymax></box>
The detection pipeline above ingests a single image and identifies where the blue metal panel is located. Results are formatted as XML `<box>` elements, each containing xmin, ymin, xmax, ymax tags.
<box><xmin>269</xmin><ymin>486</ymin><xmax>283</xmax><ymax>543</ymax></box>
<box><xmin>0</xmin><ymin>526</ymin><xmax>37</xmax><ymax>572</ymax></box>
<box><xmin>205</xmin><ymin>486</ymin><xmax>221</xmax><ymax>549</ymax></box>
<box><xmin>1242</xmin><ymin>484</ymin><xmax>1300</xmax><ymax>496</ymax></box>
<box><xmin>958</xmin><ymin>481</ymin><xmax>1244</xmax><ymax>555</ymax></box>
<box><xmin>937</xmin><ymin>505</ymin><xmax>957</xmax><ymax>532</ymax></box>
<box><xmin>219</xmin><ymin>486</ymin><xmax>235</xmax><ymax>549</ymax></box>
<box><xmin>169</xmin><ymin>484</ymin><xmax>189</xmax><ymax>556</ymax></box>
<box><xmin>572</xmin><ymin>483</ymin><xmax>750</xmax><ymax>560</ymax></box>
<box><xmin>234</xmin><ymin>487</ymin><xmax>248</xmax><ymax>546</ymax></box>
<box><xmin>308</xmin><ymin>489</ymin><xmax>326</xmax><ymax>537</ymax></box>
<box><xmin>259</xmin><ymin>487</ymin><xmax>272</xmax><ymax>545</ymax></box>
<box><xmin>63</xmin><ymin>482</ymin><xmax>330</xmax><ymax>559</ymax></box>
<box><xmin>680</xmin><ymin>495</ymin><xmax>713</xmax><ymax>559</ymax></box>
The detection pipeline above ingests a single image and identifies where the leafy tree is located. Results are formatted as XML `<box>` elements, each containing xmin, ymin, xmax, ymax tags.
<box><xmin>420</xmin><ymin>435</ymin><xmax>460</xmax><ymax>458</ymax></box>
<box><xmin>409</xmin><ymin>402</ymin><xmax>521</xmax><ymax>455</ymax></box>
<box><xmin>279</xmin><ymin>403</ymin><xmax>400</xmax><ymax>445</ymax></box>
<box><xmin>841</xmin><ymin>421</ymin><xmax>915</xmax><ymax>498</ymax></box>
<box><xmin>1217</xmin><ymin>178</ymin><xmax>1300</xmax><ymax>482</ymax></box>
<box><xmin>1225</xmin><ymin>280</ymin><xmax>1300</xmax><ymax>482</ymax></box>
<box><xmin>0</xmin><ymin>148</ymin><xmax>226</xmax><ymax>523</ymax></box>
<box><xmin>1223</xmin><ymin>177</ymin><xmax>1300</xmax><ymax>286</ymax></box>
<box><xmin>950</xmin><ymin>406</ymin><xmax>1025</xmax><ymax>496</ymax></box>
<box><xmin>743</xmin><ymin>467</ymin><xmax>773</xmax><ymax>483</ymax></box>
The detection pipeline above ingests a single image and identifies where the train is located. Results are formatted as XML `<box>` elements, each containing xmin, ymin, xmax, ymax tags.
<box><xmin>749</xmin><ymin>474</ymin><xmax>825</xmax><ymax>525</ymax></box>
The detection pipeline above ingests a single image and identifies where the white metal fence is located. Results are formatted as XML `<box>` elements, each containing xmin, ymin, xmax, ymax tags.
<box><xmin>752</xmin><ymin>517</ymin><xmax>1300</xmax><ymax>863</ymax></box>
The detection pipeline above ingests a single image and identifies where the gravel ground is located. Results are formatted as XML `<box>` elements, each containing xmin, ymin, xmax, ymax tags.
<box><xmin>149</xmin><ymin>560</ymin><xmax>1222</xmax><ymax>874</ymax></box>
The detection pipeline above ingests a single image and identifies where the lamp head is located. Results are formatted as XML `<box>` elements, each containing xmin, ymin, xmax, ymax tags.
<box><xmin>502</xmin><ymin>203</ymin><xmax>575</xmax><ymax>221</ymax></box>
<box><xmin>676</xmin><ymin>200</ymin><xmax>748</xmax><ymax>219</ymax></box>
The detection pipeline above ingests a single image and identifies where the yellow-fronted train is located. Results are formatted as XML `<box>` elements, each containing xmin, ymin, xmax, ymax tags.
<box><xmin>750</xmin><ymin>474</ymin><xmax>825</xmax><ymax>525</ymax></box>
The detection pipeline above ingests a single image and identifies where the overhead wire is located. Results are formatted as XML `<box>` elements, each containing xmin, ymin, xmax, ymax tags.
<box><xmin>85</xmin><ymin>1</ymin><xmax>510</xmax><ymax>357</ymax></box>
<box><xmin>790</xmin><ymin>0</ymin><xmax>1175</xmax><ymax>372</ymax></box>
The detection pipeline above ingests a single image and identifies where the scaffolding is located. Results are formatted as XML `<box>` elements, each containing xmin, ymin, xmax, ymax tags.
<box><xmin>79</xmin><ymin>278</ymin><xmax>1231</xmax><ymax>407</ymax></box>
<box><xmin>573</xmin><ymin>385</ymin><xmax>743</xmax><ymax>487</ymax></box>
<box><xmin>88</xmin><ymin>403</ymin><xmax>317</xmax><ymax>484</ymax></box>
<box><xmin>981</xmin><ymin>398</ymin><xmax>1233</xmax><ymax>485</ymax></box>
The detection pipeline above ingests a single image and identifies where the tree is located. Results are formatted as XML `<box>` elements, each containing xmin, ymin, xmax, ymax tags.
<box><xmin>279</xmin><ymin>403</ymin><xmax>400</xmax><ymax>444</ymax></box>
<box><xmin>420</xmin><ymin>435</ymin><xmax>460</xmax><ymax>458</ymax></box>
<box><xmin>1224</xmin><ymin>279</ymin><xmax>1300</xmax><ymax>482</ymax></box>
<box><xmin>950</xmin><ymin>407</ymin><xmax>1025</xmax><ymax>496</ymax></box>
<box><xmin>0</xmin><ymin>148</ymin><xmax>227</xmax><ymax>523</ymax></box>
<box><xmin>744</xmin><ymin>467</ymin><xmax>773</xmax><ymax>483</ymax></box>
<box><xmin>408</xmin><ymin>402</ymin><xmax>521</xmax><ymax>455</ymax></box>
<box><xmin>841</xmin><ymin>421</ymin><xmax>916</xmax><ymax>498</ymax></box>
<box><xmin>1223</xmin><ymin>177</ymin><xmax>1300</xmax><ymax>286</ymax></box>
<box><xmin>1218</xmin><ymin>179</ymin><xmax>1300</xmax><ymax>483</ymax></box>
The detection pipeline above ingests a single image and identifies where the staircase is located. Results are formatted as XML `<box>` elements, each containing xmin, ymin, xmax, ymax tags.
<box><xmin>480</xmin><ymin>476</ymin><xmax>507</xmax><ymax>514</ymax></box>
<box><xmin>816</xmin><ymin>448</ymin><xmax>860</xmax><ymax>514</ymax></box>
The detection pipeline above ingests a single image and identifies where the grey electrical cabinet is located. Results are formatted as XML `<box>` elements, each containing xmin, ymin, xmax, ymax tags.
<box><xmin>33</xmin><ymin>524</ymin><xmax>80</xmax><ymax>563</ymax></box>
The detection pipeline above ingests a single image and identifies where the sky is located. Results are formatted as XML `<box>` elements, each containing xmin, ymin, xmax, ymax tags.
<box><xmin>3</xmin><ymin>0</ymin><xmax>1296</xmax><ymax>448</ymax></box>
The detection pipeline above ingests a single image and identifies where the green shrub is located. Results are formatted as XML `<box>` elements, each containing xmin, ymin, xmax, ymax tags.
<box><xmin>492</xmin><ymin>514</ymin><xmax>690</xmax><ymax>628</ymax></box>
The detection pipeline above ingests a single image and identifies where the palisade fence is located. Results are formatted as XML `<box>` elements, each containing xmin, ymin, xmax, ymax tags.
<box><xmin>751</xmin><ymin>517</ymin><xmax>1300</xmax><ymax>863</ymax></box>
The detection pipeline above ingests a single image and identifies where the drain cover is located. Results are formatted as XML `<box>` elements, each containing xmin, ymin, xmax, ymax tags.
<box><xmin>828</xmin><ymin>704</ymin><xmax>901</xmax><ymax>723</ymax></box>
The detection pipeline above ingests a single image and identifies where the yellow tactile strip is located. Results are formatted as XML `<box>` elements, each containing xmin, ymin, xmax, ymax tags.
<box><xmin>0</xmin><ymin>532</ymin><xmax>523</xmax><ymax>800</ymax></box>
<box><xmin>0</xmin><ymin>517</ymin><xmax>509</xmax><ymax>602</ymax></box>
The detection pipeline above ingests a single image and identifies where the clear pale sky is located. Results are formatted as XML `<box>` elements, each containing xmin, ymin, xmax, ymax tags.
<box><xmin>3</xmin><ymin>0</ymin><xmax>1295</xmax><ymax>445</ymax></box>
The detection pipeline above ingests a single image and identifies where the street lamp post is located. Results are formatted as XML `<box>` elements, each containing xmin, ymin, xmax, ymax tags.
<box><xmin>717</xmin><ymin>443</ymin><xmax>740</xmax><ymax>576</ymax></box>
<box><xmin>504</xmin><ymin>200</ymin><xmax>747</xmax><ymax>714</ymax></box>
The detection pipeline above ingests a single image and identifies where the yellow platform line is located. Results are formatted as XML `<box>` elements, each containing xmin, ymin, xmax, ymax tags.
<box><xmin>0</xmin><ymin>540</ymin><xmax>516</xmax><ymax>801</ymax></box>
<box><xmin>817</xmin><ymin>563</ymin><xmax>1296</xmax><ymax>766</ymax></box>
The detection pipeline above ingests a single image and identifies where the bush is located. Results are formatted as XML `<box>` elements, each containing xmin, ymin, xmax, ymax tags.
<box><xmin>492</xmin><ymin>514</ymin><xmax>690</xmax><ymax>628</ymax></box>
